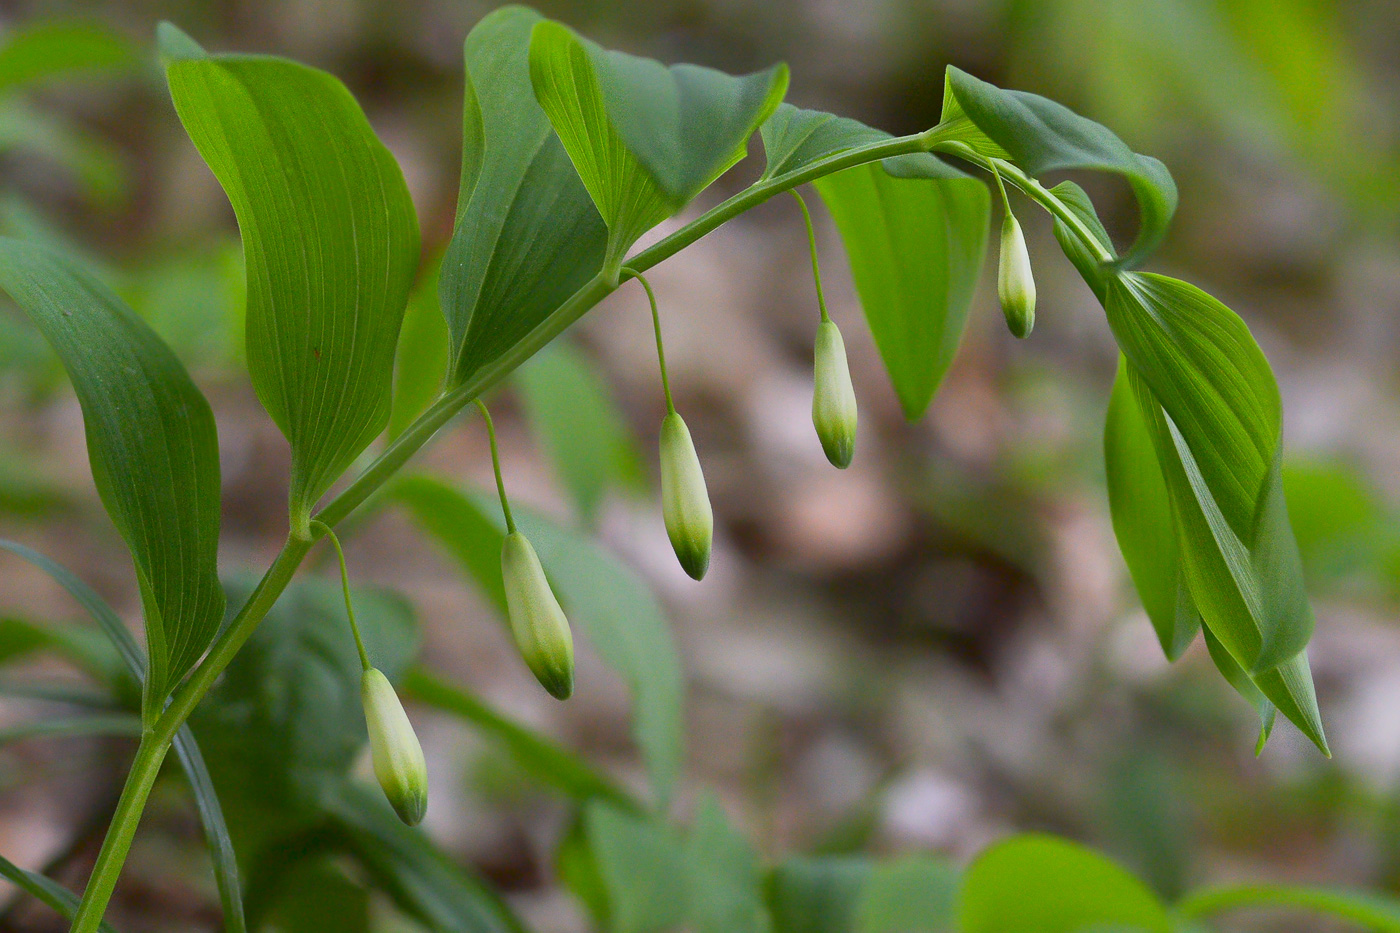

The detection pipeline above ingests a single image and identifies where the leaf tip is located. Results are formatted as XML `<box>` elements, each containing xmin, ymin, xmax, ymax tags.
<box><xmin>156</xmin><ymin>21</ymin><xmax>206</xmax><ymax>64</ymax></box>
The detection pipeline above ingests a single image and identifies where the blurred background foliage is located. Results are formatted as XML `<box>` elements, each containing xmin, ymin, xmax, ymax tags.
<box><xmin>0</xmin><ymin>0</ymin><xmax>1398</xmax><ymax>930</ymax></box>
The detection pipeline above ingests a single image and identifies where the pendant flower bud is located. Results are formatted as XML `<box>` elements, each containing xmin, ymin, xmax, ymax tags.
<box><xmin>361</xmin><ymin>667</ymin><xmax>428</xmax><ymax>826</ymax></box>
<box><xmin>502</xmin><ymin>530</ymin><xmax>575</xmax><ymax>700</ymax></box>
<box><xmin>660</xmin><ymin>411</ymin><xmax>713</xmax><ymax>580</ymax></box>
<box><xmin>998</xmin><ymin>213</ymin><xmax>1036</xmax><ymax>339</ymax></box>
<box><xmin>811</xmin><ymin>320</ymin><xmax>857</xmax><ymax>468</ymax></box>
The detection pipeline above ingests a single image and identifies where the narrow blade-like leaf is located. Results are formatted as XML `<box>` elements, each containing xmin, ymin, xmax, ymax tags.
<box><xmin>0</xmin><ymin>853</ymin><xmax>120</xmax><ymax>933</ymax></box>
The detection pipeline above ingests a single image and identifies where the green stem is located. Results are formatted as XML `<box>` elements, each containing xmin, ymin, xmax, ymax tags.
<box><xmin>68</xmin><ymin>121</ymin><xmax>1107</xmax><ymax>933</ymax></box>
<box><xmin>475</xmin><ymin>399</ymin><xmax>517</xmax><ymax>534</ymax></box>
<box><xmin>620</xmin><ymin>268</ymin><xmax>674</xmax><ymax>413</ymax></box>
<box><xmin>311</xmin><ymin>520</ymin><xmax>370</xmax><ymax>672</ymax></box>
<box><xmin>787</xmin><ymin>189</ymin><xmax>830</xmax><ymax>323</ymax></box>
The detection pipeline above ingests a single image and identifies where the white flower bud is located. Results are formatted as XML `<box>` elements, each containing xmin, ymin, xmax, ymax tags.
<box><xmin>660</xmin><ymin>411</ymin><xmax>713</xmax><ymax>580</ymax></box>
<box><xmin>811</xmin><ymin>320</ymin><xmax>857</xmax><ymax>468</ymax></box>
<box><xmin>998</xmin><ymin>213</ymin><xmax>1036</xmax><ymax>338</ymax></box>
<box><xmin>501</xmin><ymin>530</ymin><xmax>575</xmax><ymax>700</ymax></box>
<box><xmin>361</xmin><ymin>667</ymin><xmax>427</xmax><ymax>826</ymax></box>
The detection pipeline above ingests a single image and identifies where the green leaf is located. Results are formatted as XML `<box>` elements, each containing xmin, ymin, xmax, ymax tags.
<box><xmin>515</xmin><ymin>339</ymin><xmax>644</xmax><ymax>526</ymax></box>
<box><xmin>759</xmin><ymin>104</ymin><xmax>967</xmax><ymax>182</ymax></box>
<box><xmin>0</xmin><ymin>19</ymin><xmax>138</xmax><ymax>92</ymax></box>
<box><xmin>391</xmin><ymin>474</ymin><xmax>684</xmax><ymax>803</ymax></box>
<box><xmin>0</xmin><ymin>852</ymin><xmax>120</xmax><ymax>933</ymax></box>
<box><xmin>165</xmin><ymin>44</ymin><xmax>420</xmax><ymax>525</ymax></box>
<box><xmin>529</xmin><ymin>18</ymin><xmax>787</xmax><ymax>273</ymax></box>
<box><xmin>0</xmin><ymin>239</ymin><xmax>224</xmax><ymax>715</ymax></box>
<box><xmin>1104</xmin><ymin>356</ymin><xmax>1200</xmax><ymax>661</ymax></box>
<box><xmin>685</xmin><ymin>796</ymin><xmax>770</xmax><ymax>933</ymax></box>
<box><xmin>441</xmin><ymin>7</ymin><xmax>608</xmax><ymax>389</ymax></box>
<box><xmin>957</xmin><ymin>835</ymin><xmax>1171</xmax><ymax>933</ymax></box>
<box><xmin>1048</xmin><ymin>179</ymin><xmax>1114</xmax><ymax>297</ymax></box>
<box><xmin>766</xmin><ymin>856</ymin><xmax>872</xmax><ymax>933</ymax></box>
<box><xmin>390</xmin><ymin>257</ymin><xmax>449</xmax><ymax>440</ymax></box>
<box><xmin>934</xmin><ymin>66</ymin><xmax>1177</xmax><ymax>266</ymax></box>
<box><xmin>585</xmin><ymin>802</ymin><xmax>689</xmax><ymax>933</ymax></box>
<box><xmin>263</xmin><ymin>860</ymin><xmax>369</xmax><ymax>933</ymax></box>
<box><xmin>855</xmin><ymin>856</ymin><xmax>959</xmax><ymax>933</ymax></box>
<box><xmin>1202</xmin><ymin>624</ymin><xmax>1276</xmax><ymax>752</ymax></box>
<box><xmin>0</xmin><ymin>714</ymin><xmax>141</xmax><ymax>746</ymax></box>
<box><xmin>1176</xmin><ymin>883</ymin><xmax>1400</xmax><ymax>932</ymax></box>
<box><xmin>402</xmin><ymin>666</ymin><xmax>636</xmax><ymax>810</ymax></box>
<box><xmin>323</xmin><ymin>782</ymin><xmax>527</xmax><ymax>933</ymax></box>
<box><xmin>1105</xmin><ymin>275</ymin><xmax>1312</xmax><ymax>674</ymax></box>
<box><xmin>813</xmin><ymin>167</ymin><xmax>990</xmax><ymax>419</ymax></box>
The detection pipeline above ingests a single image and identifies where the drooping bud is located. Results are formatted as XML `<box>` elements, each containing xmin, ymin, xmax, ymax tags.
<box><xmin>997</xmin><ymin>213</ymin><xmax>1036</xmax><ymax>338</ymax></box>
<box><xmin>659</xmin><ymin>411</ymin><xmax>713</xmax><ymax>580</ymax></box>
<box><xmin>811</xmin><ymin>320</ymin><xmax>858</xmax><ymax>468</ymax></box>
<box><xmin>361</xmin><ymin>667</ymin><xmax>428</xmax><ymax>826</ymax></box>
<box><xmin>501</xmin><ymin>531</ymin><xmax>575</xmax><ymax>700</ymax></box>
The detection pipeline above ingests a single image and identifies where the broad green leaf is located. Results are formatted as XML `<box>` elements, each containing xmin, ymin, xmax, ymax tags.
<box><xmin>685</xmin><ymin>796</ymin><xmax>769</xmax><ymax>933</ymax></box>
<box><xmin>403</xmin><ymin>666</ymin><xmax>636</xmax><ymax>810</ymax></box>
<box><xmin>766</xmin><ymin>856</ymin><xmax>872</xmax><ymax>933</ymax></box>
<box><xmin>1122</xmin><ymin>362</ymin><xmax>1326</xmax><ymax>752</ymax></box>
<box><xmin>585</xmin><ymin>802</ymin><xmax>689</xmax><ymax>933</ymax></box>
<box><xmin>390</xmin><ymin>255</ymin><xmax>449</xmax><ymax>439</ymax></box>
<box><xmin>165</xmin><ymin>38</ymin><xmax>420</xmax><ymax>525</ymax></box>
<box><xmin>934</xmin><ymin>66</ymin><xmax>1177</xmax><ymax>266</ymax></box>
<box><xmin>0</xmin><ymin>19</ymin><xmax>138</xmax><ymax>92</ymax></box>
<box><xmin>391</xmin><ymin>474</ymin><xmax>684</xmax><ymax>803</ymax></box>
<box><xmin>1106</xmin><ymin>275</ymin><xmax>1311</xmax><ymax>674</ymax></box>
<box><xmin>759</xmin><ymin>104</ymin><xmax>968</xmax><ymax>182</ymax></box>
<box><xmin>1282</xmin><ymin>458</ymin><xmax>1392</xmax><ymax>588</ymax></box>
<box><xmin>957</xmin><ymin>835</ymin><xmax>1170</xmax><ymax>933</ymax></box>
<box><xmin>441</xmin><ymin>8</ymin><xmax>607</xmax><ymax>390</ymax></box>
<box><xmin>1104</xmin><ymin>356</ymin><xmax>1200</xmax><ymax>661</ymax></box>
<box><xmin>813</xmin><ymin>167</ymin><xmax>990</xmax><ymax>419</ymax></box>
<box><xmin>529</xmin><ymin>19</ymin><xmax>787</xmax><ymax>273</ymax></box>
<box><xmin>855</xmin><ymin>856</ymin><xmax>959</xmax><ymax>933</ymax></box>
<box><xmin>0</xmin><ymin>239</ymin><xmax>224</xmax><ymax>715</ymax></box>
<box><xmin>0</xmin><ymin>852</ymin><xmax>119</xmax><ymax>933</ymax></box>
<box><xmin>515</xmin><ymin>339</ymin><xmax>645</xmax><ymax>526</ymax></box>
<box><xmin>1175</xmin><ymin>883</ymin><xmax>1400</xmax><ymax>932</ymax></box>
<box><xmin>323</xmin><ymin>782</ymin><xmax>527</xmax><ymax>933</ymax></box>
<box><xmin>1048</xmin><ymin>179</ymin><xmax>1114</xmax><ymax>298</ymax></box>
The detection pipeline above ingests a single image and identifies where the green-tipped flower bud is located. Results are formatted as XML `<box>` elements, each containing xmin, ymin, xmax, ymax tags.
<box><xmin>660</xmin><ymin>411</ymin><xmax>713</xmax><ymax>580</ymax></box>
<box><xmin>502</xmin><ymin>531</ymin><xmax>575</xmax><ymax>700</ymax></box>
<box><xmin>361</xmin><ymin>668</ymin><xmax>428</xmax><ymax>826</ymax></box>
<box><xmin>811</xmin><ymin>320</ymin><xmax>858</xmax><ymax>468</ymax></box>
<box><xmin>998</xmin><ymin>213</ymin><xmax>1036</xmax><ymax>338</ymax></box>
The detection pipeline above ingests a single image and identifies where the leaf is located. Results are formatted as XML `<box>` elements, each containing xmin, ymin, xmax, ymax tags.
<box><xmin>0</xmin><ymin>852</ymin><xmax>120</xmax><ymax>933</ymax></box>
<box><xmin>323</xmin><ymin>782</ymin><xmax>527</xmax><ymax>933</ymax></box>
<box><xmin>0</xmin><ymin>540</ymin><xmax>245</xmax><ymax>930</ymax></box>
<box><xmin>0</xmin><ymin>19</ymin><xmax>138</xmax><ymax>92</ymax></box>
<box><xmin>957</xmin><ymin>834</ymin><xmax>1171</xmax><ymax>933</ymax></box>
<box><xmin>759</xmin><ymin>103</ymin><xmax>968</xmax><ymax>182</ymax></box>
<box><xmin>529</xmin><ymin>19</ymin><xmax>787</xmax><ymax>273</ymax></box>
<box><xmin>165</xmin><ymin>41</ymin><xmax>420</xmax><ymax>525</ymax></box>
<box><xmin>813</xmin><ymin>166</ymin><xmax>990</xmax><ymax>419</ymax></box>
<box><xmin>585</xmin><ymin>802</ymin><xmax>690</xmax><ymax>933</ymax></box>
<box><xmin>402</xmin><ymin>666</ymin><xmax>636</xmax><ymax>810</ymax></box>
<box><xmin>1202</xmin><ymin>624</ymin><xmax>1276</xmax><ymax>752</ymax></box>
<box><xmin>685</xmin><ymin>796</ymin><xmax>770</xmax><ymax>933</ymax></box>
<box><xmin>1048</xmin><ymin>179</ymin><xmax>1114</xmax><ymax>297</ymax></box>
<box><xmin>263</xmin><ymin>860</ymin><xmax>369</xmax><ymax>933</ymax></box>
<box><xmin>515</xmin><ymin>339</ymin><xmax>645</xmax><ymax>525</ymax></box>
<box><xmin>766</xmin><ymin>856</ymin><xmax>872</xmax><ymax>933</ymax></box>
<box><xmin>1175</xmin><ymin>883</ymin><xmax>1400</xmax><ymax>932</ymax></box>
<box><xmin>0</xmin><ymin>714</ymin><xmax>141</xmax><ymax>746</ymax></box>
<box><xmin>389</xmin><ymin>257</ymin><xmax>449</xmax><ymax>439</ymax></box>
<box><xmin>934</xmin><ymin>66</ymin><xmax>1177</xmax><ymax>266</ymax></box>
<box><xmin>391</xmin><ymin>474</ymin><xmax>684</xmax><ymax>803</ymax></box>
<box><xmin>0</xmin><ymin>239</ymin><xmax>224</xmax><ymax>715</ymax></box>
<box><xmin>855</xmin><ymin>856</ymin><xmax>959</xmax><ymax>933</ymax></box>
<box><xmin>441</xmin><ymin>7</ymin><xmax>608</xmax><ymax>389</ymax></box>
<box><xmin>1105</xmin><ymin>275</ymin><xmax>1311</xmax><ymax>674</ymax></box>
<box><xmin>1104</xmin><ymin>356</ymin><xmax>1200</xmax><ymax>661</ymax></box>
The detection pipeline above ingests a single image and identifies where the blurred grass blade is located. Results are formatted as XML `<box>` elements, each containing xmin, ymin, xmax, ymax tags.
<box><xmin>766</xmin><ymin>856</ymin><xmax>872</xmax><ymax>933</ymax></box>
<box><xmin>684</xmin><ymin>796</ymin><xmax>768</xmax><ymax>933</ymax></box>
<box><xmin>585</xmin><ymin>801</ymin><xmax>689</xmax><ymax>933</ymax></box>
<box><xmin>402</xmin><ymin>666</ymin><xmax>636</xmax><ymax>810</ymax></box>
<box><xmin>0</xmin><ymin>19</ymin><xmax>138</xmax><ymax>92</ymax></box>
<box><xmin>515</xmin><ymin>340</ymin><xmax>645</xmax><ymax>526</ymax></box>
<box><xmin>441</xmin><ymin>7</ymin><xmax>607</xmax><ymax>389</ymax></box>
<box><xmin>1104</xmin><ymin>356</ymin><xmax>1201</xmax><ymax>660</ymax></box>
<box><xmin>813</xmin><ymin>167</ymin><xmax>989</xmax><ymax>420</ymax></box>
<box><xmin>957</xmin><ymin>834</ymin><xmax>1171</xmax><ymax>933</ymax></box>
<box><xmin>0</xmin><ymin>240</ymin><xmax>224</xmax><ymax>715</ymax></box>
<box><xmin>1176</xmin><ymin>884</ymin><xmax>1400</xmax><ymax>931</ymax></box>
<box><xmin>165</xmin><ymin>36</ymin><xmax>420</xmax><ymax>526</ymax></box>
<box><xmin>933</xmin><ymin>66</ymin><xmax>1177</xmax><ymax>266</ymax></box>
<box><xmin>856</xmin><ymin>855</ymin><xmax>960</xmax><ymax>933</ymax></box>
<box><xmin>0</xmin><ymin>713</ymin><xmax>141</xmax><ymax>746</ymax></box>
<box><xmin>390</xmin><ymin>474</ymin><xmax>684</xmax><ymax>804</ymax></box>
<box><xmin>0</xmin><ymin>853</ymin><xmax>120</xmax><ymax>932</ymax></box>
<box><xmin>323</xmin><ymin>782</ymin><xmax>527</xmax><ymax>933</ymax></box>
